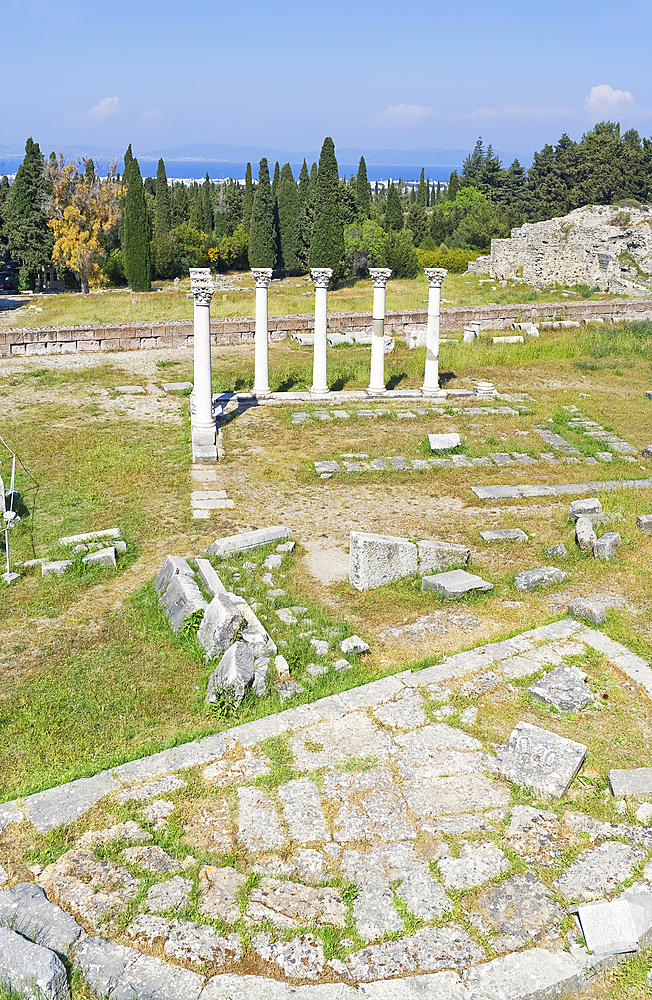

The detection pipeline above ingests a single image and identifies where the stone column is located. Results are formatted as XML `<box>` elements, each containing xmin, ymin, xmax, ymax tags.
<box><xmin>367</xmin><ymin>268</ymin><xmax>392</xmax><ymax>395</ymax></box>
<box><xmin>310</xmin><ymin>268</ymin><xmax>333</xmax><ymax>396</ymax></box>
<box><xmin>422</xmin><ymin>267</ymin><xmax>448</xmax><ymax>395</ymax></box>
<box><xmin>190</xmin><ymin>267</ymin><xmax>216</xmax><ymax>447</ymax></box>
<box><xmin>252</xmin><ymin>268</ymin><xmax>273</xmax><ymax>396</ymax></box>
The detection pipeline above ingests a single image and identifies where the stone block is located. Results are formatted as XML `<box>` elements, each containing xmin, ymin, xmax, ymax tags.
<box><xmin>567</xmin><ymin>597</ymin><xmax>606</xmax><ymax>624</ymax></box>
<box><xmin>195</xmin><ymin>558</ymin><xmax>225</xmax><ymax>596</ymax></box>
<box><xmin>545</xmin><ymin>543</ymin><xmax>568</xmax><ymax>557</ymax></box>
<box><xmin>421</xmin><ymin>569</ymin><xmax>493</xmax><ymax>599</ymax></box>
<box><xmin>428</xmin><ymin>433</ymin><xmax>461</xmax><ymax>451</ymax></box>
<box><xmin>197</xmin><ymin>594</ymin><xmax>244</xmax><ymax>659</ymax></box>
<box><xmin>495</xmin><ymin>721</ymin><xmax>587</xmax><ymax>797</ymax></box>
<box><xmin>577</xmin><ymin>899</ymin><xmax>638</xmax><ymax>956</ymax></box>
<box><xmin>349</xmin><ymin>530</ymin><xmax>418</xmax><ymax>591</ymax></box>
<box><xmin>568</xmin><ymin>497</ymin><xmax>602</xmax><ymax>521</ymax></box>
<box><xmin>23</xmin><ymin>771</ymin><xmax>120</xmax><ymax>833</ymax></box>
<box><xmin>58</xmin><ymin>527</ymin><xmax>121</xmax><ymax>546</ymax></box>
<box><xmin>42</xmin><ymin>560</ymin><xmax>72</xmax><ymax>577</ymax></box>
<box><xmin>593</xmin><ymin>531</ymin><xmax>621</xmax><ymax>559</ymax></box>
<box><xmin>82</xmin><ymin>545</ymin><xmax>116</xmax><ymax>568</ymax></box>
<box><xmin>575</xmin><ymin>516</ymin><xmax>597</xmax><ymax>552</ymax></box>
<box><xmin>479</xmin><ymin>528</ymin><xmax>528</xmax><ymax>543</ymax></box>
<box><xmin>162</xmin><ymin>382</ymin><xmax>193</xmax><ymax>392</ymax></box>
<box><xmin>556</xmin><ymin>842</ymin><xmax>643</xmax><ymax>902</ymax></box>
<box><xmin>637</xmin><ymin>515</ymin><xmax>652</xmax><ymax>531</ymax></box>
<box><xmin>609</xmin><ymin>768</ymin><xmax>652</xmax><ymax>798</ymax></box>
<box><xmin>159</xmin><ymin>574</ymin><xmax>207</xmax><ymax>632</ymax></box>
<box><xmin>205</xmin><ymin>641</ymin><xmax>255</xmax><ymax>705</ymax></box>
<box><xmin>339</xmin><ymin>634</ymin><xmax>370</xmax><ymax>654</ymax></box>
<box><xmin>464</xmin><ymin>948</ymin><xmax>585</xmax><ymax>1000</ymax></box>
<box><xmin>514</xmin><ymin>566</ymin><xmax>569</xmax><ymax>590</ymax></box>
<box><xmin>418</xmin><ymin>540</ymin><xmax>470</xmax><ymax>573</ymax></box>
<box><xmin>528</xmin><ymin>664</ymin><xmax>594</xmax><ymax>712</ymax></box>
<box><xmin>0</xmin><ymin>925</ymin><xmax>70</xmax><ymax>1000</ymax></box>
<box><xmin>154</xmin><ymin>554</ymin><xmax>195</xmax><ymax>595</ymax></box>
<box><xmin>109</xmin><ymin>951</ymin><xmax>204</xmax><ymax>1000</ymax></box>
<box><xmin>207</xmin><ymin>525</ymin><xmax>292</xmax><ymax>557</ymax></box>
<box><xmin>0</xmin><ymin>882</ymin><xmax>82</xmax><ymax>956</ymax></box>
<box><xmin>315</xmin><ymin>460</ymin><xmax>341</xmax><ymax>474</ymax></box>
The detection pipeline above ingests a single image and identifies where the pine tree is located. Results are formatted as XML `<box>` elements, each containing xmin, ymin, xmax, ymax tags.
<box><xmin>5</xmin><ymin>138</ymin><xmax>53</xmax><ymax>288</ymax></box>
<box><xmin>309</xmin><ymin>138</ymin><xmax>344</xmax><ymax>277</ymax></box>
<box><xmin>462</xmin><ymin>138</ymin><xmax>485</xmax><ymax>186</ymax></box>
<box><xmin>271</xmin><ymin>161</ymin><xmax>280</xmax><ymax>203</ymax></box>
<box><xmin>242</xmin><ymin>163</ymin><xmax>254</xmax><ymax>234</ymax></box>
<box><xmin>277</xmin><ymin>163</ymin><xmax>300</xmax><ymax>272</ymax></box>
<box><xmin>202</xmin><ymin>173</ymin><xmax>214</xmax><ymax>232</ymax></box>
<box><xmin>355</xmin><ymin>156</ymin><xmax>371</xmax><ymax>218</ymax></box>
<box><xmin>123</xmin><ymin>157</ymin><xmax>151</xmax><ymax>291</ymax></box>
<box><xmin>249</xmin><ymin>157</ymin><xmax>276</xmax><ymax>268</ymax></box>
<box><xmin>384</xmin><ymin>182</ymin><xmax>404</xmax><ymax>231</ymax></box>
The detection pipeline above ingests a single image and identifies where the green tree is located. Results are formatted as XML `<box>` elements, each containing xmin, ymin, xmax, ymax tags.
<box><xmin>123</xmin><ymin>157</ymin><xmax>151</xmax><ymax>291</ymax></box>
<box><xmin>123</xmin><ymin>144</ymin><xmax>133</xmax><ymax>183</ymax></box>
<box><xmin>242</xmin><ymin>162</ymin><xmax>254</xmax><ymax>234</ymax></box>
<box><xmin>446</xmin><ymin>171</ymin><xmax>461</xmax><ymax>200</ymax></box>
<box><xmin>406</xmin><ymin>199</ymin><xmax>428</xmax><ymax>246</ymax></box>
<box><xmin>309</xmin><ymin>137</ymin><xmax>344</xmax><ymax>277</ymax></box>
<box><xmin>249</xmin><ymin>157</ymin><xmax>276</xmax><ymax>268</ymax></box>
<box><xmin>152</xmin><ymin>158</ymin><xmax>175</xmax><ymax>278</ymax></box>
<box><xmin>271</xmin><ymin>161</ymin><xmax>280</xmax><ymax>203</ymax></box>
<box><xmin>384</xmin><ymin>182</ymin><xmax>404</xmax><ymax>231</ymax></box>
<box><xmin>298</xmin><ymin>161</ymin><xmax>317</xmax><ymax>270</ymax></box>
<box><xmin>5</xmin><ymin>138</ymin><xmax>53</xmax><ymax>288</ymax></box>
<box><xmin>344</xmin><ymin>218</ymin><xmax>388</xmax><ymax>275</ymax></box>
<box><xmin>277</xmin><ymin>163</ymin><xmax>300</xmax><ymax>271</ymax></box>
<box><xmin>462</xmin><ymin>138</ymin><xmax>485</xmax><ymax>186</ymax></box>
<box><xmin>85</xmin><ymin>159</ymin><xmax>96</xmax><ymax>185</ymax></box>
<box><xmin>0</xmin><ymin>175</ymin><xmax>11</xmax><ymax>251</ymax></box>
<box><xmin>383</xmin><ymin>229</ymin><xmax>418</xmax><ymax>277</ymax></box>
<box><xmin>355</xmin><ymin>156</ymin><xmax>371</xmax><ymax>218</ymax></box>
<box><xmin>201</xmin><ymin>173</ymin><xmax>214</xmax><ymax>233</ymax></box>
<box><xmin>171</xmin><ymin>183</ymin><xmax>189</xmax><ymax>226</ymax></box>
<box><xmin>416</xmin><ymin>168</ymin><xmax>428</xmax><ymax>205</ymax></box>
<box><xmin>339</xmin><ymin>178</ymin><xmax>357</xmax><ymax>226</ymax></box>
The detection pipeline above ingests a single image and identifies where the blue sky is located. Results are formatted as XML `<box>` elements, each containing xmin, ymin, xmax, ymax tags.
<box><xmin>5</xmin><ymin>0</ymin><xmax>652</xmax><ymax>161</ymax></box>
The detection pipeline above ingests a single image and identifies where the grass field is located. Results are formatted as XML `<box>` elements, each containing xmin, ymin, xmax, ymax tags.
<box><xmin>1</xmin><ymin>321</ymin><xmax>652</xmax><ymax>807</ymax></box>
<box><xmin>1</xmin><ymin>269</ymin><xmax>626</xmax><ymax>330</ymax></box>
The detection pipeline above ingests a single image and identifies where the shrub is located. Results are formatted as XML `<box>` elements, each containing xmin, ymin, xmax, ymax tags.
<box><xmin>415</xmin><ymin>247</ymin><xmax>480</xmax><ymax>273</ymax></box>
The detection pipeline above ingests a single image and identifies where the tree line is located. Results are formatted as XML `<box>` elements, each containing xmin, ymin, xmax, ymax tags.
<box><xmin>1</xmin><ymin>121</ymin><xmax>651</xmax><ymax>292</ymax></box>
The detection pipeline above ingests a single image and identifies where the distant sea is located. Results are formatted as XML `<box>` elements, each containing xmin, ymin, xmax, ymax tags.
<box><xmin>0</xmin><ymin>156</ymin><xmax>463</xmax><ymax>185</ymax></box>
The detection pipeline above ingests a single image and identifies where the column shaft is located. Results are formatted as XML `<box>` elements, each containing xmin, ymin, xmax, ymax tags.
<box><xmin>422</xmin><ymin>268</ymin><xmax>448</xmax><ymax>395</ymax></box>
<box><xmin>310</xmin><ymin>268</ymin><xmax>333</xmax><ymax>396</ymax></box>
<box><xmin>367</xmin><ymin>268</ymin><xmax>392</xmax><ymax>395</ymax></box>
<box><xmin>252</xmin><ymin>268</ymin><xmax>273</xmax><ymax>396</ymax></box>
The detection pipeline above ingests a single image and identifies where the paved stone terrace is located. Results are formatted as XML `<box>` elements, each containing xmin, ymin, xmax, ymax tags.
<box><xmin>4</xmin><ymin>619</ymin><xmax>652</xmax><ymax>998</ymax></box>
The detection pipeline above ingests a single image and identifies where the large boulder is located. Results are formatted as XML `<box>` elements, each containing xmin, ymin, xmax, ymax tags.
<box><xmin>198</xmin><ymin>594</ymin><xmax>244</xmax><ymax>659</ymax></box>
<box><xmin>205</xmin><ymin>642</ymin><xmax>255</xmax><ymax>705</ymax></box>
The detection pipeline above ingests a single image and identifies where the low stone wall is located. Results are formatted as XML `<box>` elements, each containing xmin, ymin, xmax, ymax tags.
<box><xmin>3</xmin><ymin>298</ymin><xmax>652</xmax><ymax>357</ymax></box>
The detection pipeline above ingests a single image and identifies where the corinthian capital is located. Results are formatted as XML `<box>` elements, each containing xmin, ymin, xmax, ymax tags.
<box><xmin>310</xmin><ymin>267</ymin><xmax>333</xmax><ymax>289</ymax></box>
<box><xmin>251</xmin><ymin>268</ymin><xmax>273</xmax><ymax>288</ymax></box>
<box><xmin>189</xmin><ymin>267</ymin><xmax>215</xmax><ymax>305</ymax></box>
<box><xmin>369</xmin><ymin>267</ymin><xmax>392</xmax><ymax>288</ymax></box>
<box><xmin>424</xmin><ymin>267</ymin><xmax>448</xmax><ymax>288</ymax></box>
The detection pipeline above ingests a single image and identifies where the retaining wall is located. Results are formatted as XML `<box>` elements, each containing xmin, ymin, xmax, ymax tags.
<box><xmin>3</xmin><ymin>298</ymin><xmax>652</xmax><ymax>357</ymax></box>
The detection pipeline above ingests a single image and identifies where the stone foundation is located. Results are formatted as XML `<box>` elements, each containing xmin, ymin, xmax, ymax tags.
<box><xmin>4</xmin><ymin>298</ymin><xmax>652</xmax><ymax>357</ymax></box>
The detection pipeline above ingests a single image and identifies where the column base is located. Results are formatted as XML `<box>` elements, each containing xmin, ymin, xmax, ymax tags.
<box><xmin>309</xmin><ymin>388</ymin><xmax>331</xmax><ymax>397</ymax></box>
<box><xmin>252</xmin><ymin>388</ymin><xmax>272</xmax><ymax>398</ymax></box>
<box><xmin>366</xmin><ymin>387</ymin><xmax>387</xmax><ymax>396</ymax></box>
<box><xmin>422</xmin><ymin>388</ymin><xmax>447</xmax><ymax>398</ymax></box>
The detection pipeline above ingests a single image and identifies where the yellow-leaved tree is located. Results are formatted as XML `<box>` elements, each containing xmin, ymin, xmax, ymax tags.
<box><xmin>46</xmin><ymin>157</ymin><xmax>123</xmax><ymax>294</ymax></box>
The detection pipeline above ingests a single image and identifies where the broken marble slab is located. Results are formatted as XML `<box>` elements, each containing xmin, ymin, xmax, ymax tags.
<box><xmin>421</xmin><ymin>569</ymin><xmax>493</xmax><ymax>599</ymax></box>
<box><xmin>504</xmin><ymin>805</ymin><xmax>578</xmax><ymax>867</ymax></box>
<box><xmin>466</xmin><ymin>872</ymin><xmax>565</xmax><ymax>952</ymax></box>
<box><xmin>345</xmin><ymin>924</ymin><xmax>484</xmax><ymax>980</ymax></box>
<box><xmin>237</xmin><ymin>786</ymin><xmax>287</xmax><ymax>852</ymax></box>
<box><xmin>609</xmin><ymin>768</ymin><xmax>652</xmax><ymax>798</ymax></box>
<box><xmin>438</xmin><ymin>843</ymin><xmax>509</xmax><ymax>889</ymax></box>
<box><xmin>198</xmin><ymin>866</ymin><xmax>245</xmax><ymax>922</ymax></box>
<box><xmin>278</xmin><ymin>779</ymin><xmax>329</xmax><ymax>842</ymax></box>
<box><xmin>479</xmin><ymin>528</ymin><xmax>528</xmax><ymax>543</ymax></box>
<box><xmin>528</xmin><ymin>664</ymin><xmax>594</xmax><ymax>712</ymax></box>
<box><xmin>495</xmin><ymin>721</ymin><xmax>587</xmax><ymax>797</ymax></box>
<box><xmin>254</xmin><ymin>932</ymin><xmax>325</xmax><ymax>980</ymax></box>
<box><xmin>323</xmin><ymin>768</ymin><xmax>415</xmax><ymax>843</ymax></box>
<box><xmin>38</xmin><ymin>849</ymin><xmax>140</xmax><ymax>930</ymax></box>
<box><xmin>577</xmin><ymin>898</ymin><xmax>638</xmax><ymax>956</ymax></box>
<box><xmin>246</xmin><ymin>880</ymin><xmax>346</xmax><ymax>929</ymax></box>
<box><xmin>514</xmin><ymin>566</ymin><xmax>569</xmax><ymax>591</ymax></box>
<box><xmin>567</xmin><ymin>597</ymin><xmax>606</xmax><ymax>624</ymax></box>
<box><xmin>127</xmin><ymin>914</ymin><xmax>241</xmax><ymax>968</ymax></box>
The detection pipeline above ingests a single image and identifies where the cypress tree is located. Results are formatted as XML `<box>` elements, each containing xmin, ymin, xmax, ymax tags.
<box><xmin>436</xmin><ymin>181</ymin><xmax>441</xmax><ymax>201</ymax></box>
<box><xmin>85</xmin><ymin>158</ymin><xmax>96</xmax><ymax>185</ymax></box>
<box><xmin>271</xmin><ymin>161</ymin><xmax>280</xmax><ymax>203</ymax></box>
<box><xmin>309</xmin><ymin>137</ymin><xmax>344</xmax><ymax>277</ymax></box>
<box><xmin>172</xmin><ymin>183</ymin><xmax>189</xmax><ymax>226</ymax></box>
<box><xmin>242</xmin><ymin>163</ymin><xmax>254</xmax><ymax>234</ymax></box>
<box><xmin>446</xmin><ymin>171</ymin><xmax>461</xmax><ymax>200</ymax></box>
<box><xmin>384</xmin><ymin>182</ymin><xmax>404</xmax><ymax>231</ymax></box>
<box><xmin>417</xmin><ymin>168</ymin><xmax>428</xmax><ymax>205</ymax></box>
<box><xmin>123</xmin><ymin>157</ymin><xmax>151</xmax><ymax>291</ymax></box>
<box><xmin>356</xmin><ymin>156</ymin><xmax>371</xmax><ymax>218</ymax></box>
<box><xmin>298</xmin><ymin>162</ymin><xmax>317</xmax><ymax>270</ymax></box>
<box><xmin>249</xmin><ymin>158</ymin><xmax>276</xmax><ymax>268</ymax></box>
<box><xmin>277</xmin><ymin>163</ymin><xmax>300</xmax><ymax>272</ymax></box>
<box><xmin>407</xmin><ymin>200</ymin><xmax>428</xmax><ymax>246</ymax></box>
<box><xmin>202</xmin><ymin>173</ymin><xmax>214</xmax><ymax>232</ymax></box>
<box><xmin>5</xmin><ymin>138</ymin><xmax>52</xmax><ymax>289</ymax></box>
<box><xmin>152</xmin><ymin>159</ymin><xmax>174</xmax><ymax>279</ymax></box>
<box><xmin>298</xmin><ymin>160</ymin><xmax>310</xmax><ymax>211</ymax></box>
<box><xmin>123</xmin><ymin>144</ymin><xmax>133</xmax><ymax>183</ymax></box>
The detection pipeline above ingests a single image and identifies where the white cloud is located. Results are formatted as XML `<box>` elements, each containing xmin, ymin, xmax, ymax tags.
<box><xmin>140</xmin><ymin>109</ymin><xmax>162</xmax><ymax>123</ymax></box>
<box><xmin>377</xmin><ymin>103</ymin><xmax>435</xmax><ymax>125</ymax></box>
<box><xmin>584</xmin><ymin>85</ymin><xmax>635</xmax><ymax>118</ymax></box>
<box><xmin>86</xmin><ymin>96</ymin><xmax>121</xmax><ymax>120</ymax></box>
<box><xmin>465</xmin><ymin>104</ymin><xmax>576</xmax><ymax>121</ymax></box>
